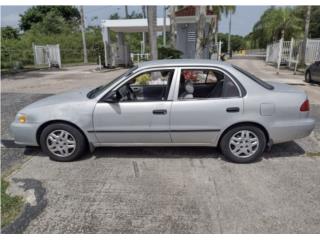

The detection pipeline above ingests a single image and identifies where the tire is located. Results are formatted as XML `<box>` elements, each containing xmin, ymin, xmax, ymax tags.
<box><xmin>39</xmin><ymin>123</ymin><xmax>87</xmax><ymax>162</ymax></box>
<box><xmin>305</xmin><ymin>71</ymin><xmax>312</xmax><ymax>83</ymax></box>
<box><xmin>220</xmin><ymin>125</ymin><xmax>266</xmax><ymax>163</ymax></box>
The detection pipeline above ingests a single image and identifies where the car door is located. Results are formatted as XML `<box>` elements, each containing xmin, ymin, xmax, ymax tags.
<box><xmin>92</xmin><ymin>68</ymin><xmax>177</xmax><ymax>144</ymax></box>
<box><xmin>170</xmin><ymin>67</ymin><xmax>244</xmax><ymax>146</ymax></box>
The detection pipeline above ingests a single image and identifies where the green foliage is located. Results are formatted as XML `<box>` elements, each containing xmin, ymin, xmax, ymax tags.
<box><xmin>158</xmin><ymin>47</ymin><xmax>183</xmax><ymax>59</ymax></box>
<box><xmin>217</xmin><ymin>33</ymin><xmax>246</xmax><ymax>52</ymax></box>
<box><xmin>1</xmin><ymin>25</ymin><xmax>104</xmax><ymax>69</ymax></box>
<box><xmin>1</xmin><ymin>26</ymin><xmax>19</xmax><ymax>40</ymax></box>
<box><xmin>1</xmin><ymin>178</ymin><xmax>24</xmax><ymax>228</ymax></box>
<box><xmin>294</xmin><ymin>6</ymin><xmax>320</xmax><ymax>38</ymax></box>
<box><xmin>19</xmin><ymin>6</ymin><xmax>80</xmax><ymax>31</ymax></box>
<box><xmin>135</xmin><ymin>73</ymin><xmax>151</xmax><ymax>85</ymax></box>
<box><xmin>246</xmin><ymin>6</ymin><xmax>320</xmax><ymax>48</ymax></box>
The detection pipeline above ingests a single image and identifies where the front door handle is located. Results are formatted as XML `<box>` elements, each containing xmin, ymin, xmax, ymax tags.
<box><xmin>226</xmin><ymin>107</ymin><xmax>240</xmax><ymax>113</ymax></box>
<box><xmin>153</xmin><ymin>109</ymin><xmax>167</xmax><ymax>115</ymax></box>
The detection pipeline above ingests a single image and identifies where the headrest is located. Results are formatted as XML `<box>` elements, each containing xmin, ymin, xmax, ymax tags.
<box><xmin>185</xmin><ymin>80</ymin><xmax>194</xmax><ymax>94</ymax></box>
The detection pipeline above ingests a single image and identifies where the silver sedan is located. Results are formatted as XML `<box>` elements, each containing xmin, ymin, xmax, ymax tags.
<box><xmin>10</xmin><ymin>59</ymin><xmax>315</xmax><ymax>163</ymax></box>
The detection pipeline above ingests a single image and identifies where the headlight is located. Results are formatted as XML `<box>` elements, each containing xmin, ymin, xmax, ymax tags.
<box><xmin>18</xmin><ymin>114</ymin><xmax>27</xmax><ymax>123</ymax></box>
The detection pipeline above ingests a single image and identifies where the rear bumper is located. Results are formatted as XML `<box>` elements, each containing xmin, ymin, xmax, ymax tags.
<box><xmin>270</xmin><ymin>118</ymin><xmax>315</xmax><ymax>144</ymax></box>
<box><xmin>10</xmin><ymin>122</ymin><xmax>40</xmax><ymax>146</ymax></box>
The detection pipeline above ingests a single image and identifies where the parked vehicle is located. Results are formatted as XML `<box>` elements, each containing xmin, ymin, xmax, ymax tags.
<box><xmin>305</xmin><ymin>61</ymin><xmax>320</xmax><ymax>83</ymax></box>
<box><xmin>11</xmin><ymin>59</ymin><xmax>315</xmax><ymax>163</ymax></box>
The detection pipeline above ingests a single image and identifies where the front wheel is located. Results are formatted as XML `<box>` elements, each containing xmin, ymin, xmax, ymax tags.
<box><xmin>39</xmin><ymin>123</ymin><xmax>87</xmax><ymax>162</ymax></box>
<box><xmin>220</xmin><ymin>125</ymin><xmax>266</xmax><ymax>163</ymax></box>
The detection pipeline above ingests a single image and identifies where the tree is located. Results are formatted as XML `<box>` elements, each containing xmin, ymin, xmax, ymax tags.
<box><xmin>249</xmin><ymin>7</ymin><xmax>303</xmax><ymax>48</ymax></box>
<box><xmin>195</xmin><ymin>6</ymin><xmax>206</xmax><ymax>59</ymax></box>
<box><xmin>301</xmin><ymin>6</ymin><xmax>311</xmax><ymax>65</ymax></box>
<box><xmin>19</xmin><ymin>6</ymin><xmax>80</xmax><ymax>31</ymax></box>
<box><xmin>109</xmin><ymin>13</ymin><xmax>120</xmax><ymax>20</ymax></box>
<box><xmin>169</xmin><ymin>6</ymin><xmax>177</xmax><ymax>48</ymax></box>
<box><xmin>147</xmin><ymin>6</ymin><xmax>158</xmax><ymax>60</ymax></box>
<box><xmin>211</xmin><ymin>6</ymin><xmax>236</xmax><ymax>44</ymax></box>
<box><xmin>227</xmin><ymin>7</ymin><xmax>236</xmax><ymax>55</ymax></box>
<box><xmin>1</xmin><ymin>26</ymin><xmax>19</xmax><ymax>39</ymax></box>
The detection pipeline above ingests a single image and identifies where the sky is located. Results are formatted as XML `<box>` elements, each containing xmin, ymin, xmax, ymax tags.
<box><xmin>1</xmin><ymin>5</ymin><xmax>270</xmax><ymax>36</ymax></box>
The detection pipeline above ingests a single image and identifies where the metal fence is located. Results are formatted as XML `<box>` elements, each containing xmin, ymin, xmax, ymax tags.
<box><xmin>266</xmin><ymin>38</ymin><xmax>320</xmax><ymax>74</ymax></box>
<box><xmin>130</xmin><ymin>53</ymin><xmax>150</xmax><ymax>63</ymax></box>
<box><xmin>1</xmin><ymin>47</ymin><xmax>102</xmax><ymax>70</ymax></box>
<box><xmin>33</xmin><ymin>44</ymin><xmax>62</xmax><ymax>68</ymax></box>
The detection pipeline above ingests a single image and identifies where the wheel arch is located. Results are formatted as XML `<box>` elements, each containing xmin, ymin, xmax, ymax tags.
<box><xmin>36</xmin><ymin>120</ymin><xmax>89</xmax><ymax>146</ymax></box>
<box><xmin>218</xmin><ymin>121</ymin><xmax>270</xmax><ymax>147</ymax></box>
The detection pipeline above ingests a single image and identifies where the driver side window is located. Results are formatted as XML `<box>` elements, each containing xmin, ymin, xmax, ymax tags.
<box><xmin>117</xmin><ymin>69</ymin><xmax>174</xmax><ymax>102</ymax></box>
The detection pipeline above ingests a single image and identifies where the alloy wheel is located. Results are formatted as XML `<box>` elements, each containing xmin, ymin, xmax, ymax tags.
<box><xmin>229</xmin><ymin>130</ymin><xmax>259</xmax><ymax>158</ymax></box>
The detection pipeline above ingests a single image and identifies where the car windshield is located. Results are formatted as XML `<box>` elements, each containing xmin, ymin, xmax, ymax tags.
<box><xmin>232</xmin><ymin>65</ymin><xmax>274</xmax><ymax>90</ymax></box>
<box><xmin>87</xmin><ymin>66</ymin><xmax>138</xmax><ymax>99</ymax></box>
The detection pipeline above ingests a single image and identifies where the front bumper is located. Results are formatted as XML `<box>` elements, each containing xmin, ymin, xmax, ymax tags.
<box><xmin>10</xmin><ymin>122</ymin><xmax>40</xmax><ymax>146</ymax></box>
<box><xmin>270</xmin><ymin>118</ymin><xmax>316</xmax><ymax>144</ymax></box>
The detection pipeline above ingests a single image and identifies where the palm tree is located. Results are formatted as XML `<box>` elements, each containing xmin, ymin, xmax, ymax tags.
<box><xmin>301</xmin><ymin>6</ymin><xmax>311</xmax><ymax>65</ymax></box>
<box><xmin>169</xmin><ymin>6</ymin><xmax>177</xmax><ymax>48</ymax></box>
<box><xmin>211</xmin><ymin>6</ymin><xmax>236</xmax><ymax>45</ymax></box>
<box><xmin>227</xmin><ymin>7</ymin><xmax>236</xmax><ymax>55</ymax></box>
<box><xmin>147</xmin><ymin>6</ymin><xmax>158</xmax><ymax>60</ymax></box>
<box><xmin>195</xmin><ymin>6</ymin><xmax>207</xmax><ymax>59</ymax></box>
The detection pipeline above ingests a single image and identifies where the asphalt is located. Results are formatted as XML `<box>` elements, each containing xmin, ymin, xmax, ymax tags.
<box><xmin>1</xmin><ymin>61</ymin><xmax>320</xmax><ymax>233</ymax></box>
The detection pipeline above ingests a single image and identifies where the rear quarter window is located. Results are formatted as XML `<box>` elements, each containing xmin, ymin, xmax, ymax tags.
<box><xmin>232</xmin><ymin>65</ymin><xmax>274</xmax><ymax>90</ymax></box>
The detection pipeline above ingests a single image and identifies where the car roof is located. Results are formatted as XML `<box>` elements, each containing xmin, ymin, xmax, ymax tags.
<box><xmin>137</xmin><ymin>59</ymin><xmax>231</xmax><ymax>69</ymax></box>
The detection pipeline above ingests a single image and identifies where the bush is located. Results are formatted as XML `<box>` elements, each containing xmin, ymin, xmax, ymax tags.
<box><xmin>158</xmin><ymin>47</ymin><xmax>183</xmax><ymax>59</ymax></box>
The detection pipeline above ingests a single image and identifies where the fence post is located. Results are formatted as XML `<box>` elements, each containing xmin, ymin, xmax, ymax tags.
<box><xmin>57</xmin><ymin>44</ymin><xmax>62</xmax><ymax>69</ymax></box>
<box><xmin>288</xmin><ymin>38</ymin><xmax>294</xmax><ymax>68</ymax></box>
<box><xmin>265</xmin><ymin>45</ymin><xmax>269</xmax><ymax>62</ymax></box>
<box><xmin>277</xmin><ymin>38</ymin><xmax>283</xmax><ymax>74</ymax></box>
<box><xmin>32</xmin><ymin>42</ymin><xmax>36</xmax><ymax>67</ymax></box>
<box><xmin>218</xmin><ymin>41</ymin><xmax>222</xmax><ymax>61</ymax></box>
<box><xmin>98</xmin><ymin>55</ymin><xmax>102</xmax><ymax>71</ymax></box>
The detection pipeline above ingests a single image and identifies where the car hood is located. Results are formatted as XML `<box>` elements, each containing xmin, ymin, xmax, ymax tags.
<box><xmin>21</xmin><ymin>88</ymin><xmax>92</xmax><ymax>111</ymax></box>
<box><xmin>267</xmin><ymin>81</ymin><xmax>305</xmax><ymax>94</ymax></box>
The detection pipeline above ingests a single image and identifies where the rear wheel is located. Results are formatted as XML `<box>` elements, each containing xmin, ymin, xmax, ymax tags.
<box><xmin>220</xmin><ymin>125</ymin><xmax>266</xmax><ymax>163</ymax></box>
<box><xmin>305</xmin><ymin>71</ymin><xmax>312</xmax><ymax>83</ymax></box>
<box><xmin>39</xmin><ymin>123</ymin><xmax>87</xmax><ymax>162</ymax></box>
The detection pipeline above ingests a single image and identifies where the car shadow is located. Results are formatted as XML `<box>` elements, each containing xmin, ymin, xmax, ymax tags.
<box><xmin>83</xmin><ymin>141</ymin><xmax>305</xmax><ymax>162</ymax></box>
<box><xmin>16</xmin><ymin>141</ymin><xmax>305</xmax><ymax>163</ymax></box>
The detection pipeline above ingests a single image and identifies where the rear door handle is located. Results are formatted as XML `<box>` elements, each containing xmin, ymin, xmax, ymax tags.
<box><xmin>153</xmin><ymin>109</ymin><xmax>167</xmax><ymax>115</ymax></box>
<box><xmin>226</xmin><ymin>107</ymin><xmax>240</xmax><ymax>113</ymax></box>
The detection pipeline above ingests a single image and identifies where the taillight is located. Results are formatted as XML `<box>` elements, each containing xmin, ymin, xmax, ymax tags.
<box><xmin>300</xmin><ymin>99</ymin><xmax>310</xmax><ymax>112</ymax></box>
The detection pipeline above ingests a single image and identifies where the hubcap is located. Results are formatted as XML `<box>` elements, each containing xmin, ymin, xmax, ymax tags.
<box><xmin>46</xmin><ymin>130</ymin><xmax>76</xmax><ymax>157</ymax></box>
<box><xmin>229</xmin><ymin>130</ymin><xmax>259</xmax><ymax>158</ymax></box>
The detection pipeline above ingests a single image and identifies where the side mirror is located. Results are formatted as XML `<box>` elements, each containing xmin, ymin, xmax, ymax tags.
<box><xmin>101</xmin><ymin>91</ymin><xmax>120</xmax><ymax>103</ymax></box>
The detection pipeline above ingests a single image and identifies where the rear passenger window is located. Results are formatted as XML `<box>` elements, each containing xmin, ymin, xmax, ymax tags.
<box><xmin>178</xmin><ymin>69</ymin><xmax>240</xmax><ymax>100</ymax></box>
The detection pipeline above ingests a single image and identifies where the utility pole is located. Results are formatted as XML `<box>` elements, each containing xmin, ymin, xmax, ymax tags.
<box><xmin>80</xmin><ymin>6</ymin><xmax>88</xmax><ymax>64</ymax></box>
<box><xmin>227</xmin><ymin>13</ymin><xmax>232</xmax><ymax>57</ymax></box>
<box><xmin>163</xmin><ymin>6</ymin><xmax>168</xmax><ymax>46</ymax></box>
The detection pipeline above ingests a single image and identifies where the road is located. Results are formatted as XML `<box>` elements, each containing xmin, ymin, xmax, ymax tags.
<box><xmin>1</xmin><ymin>60</ymin><xmax>320</xmax><ymax>233</ymax></box>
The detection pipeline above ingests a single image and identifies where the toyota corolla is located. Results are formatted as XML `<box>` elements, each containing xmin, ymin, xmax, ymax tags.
<box><xmin>10</xmin><ymin>59</ymin><xmax>315</xmax><ymax>163</ymax></box>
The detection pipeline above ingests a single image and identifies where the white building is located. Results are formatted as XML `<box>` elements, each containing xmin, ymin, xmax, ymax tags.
<box><xmin>101</xmin><ymin>6</ymin><xmax>216</xmax><ymax>67</ymax></box>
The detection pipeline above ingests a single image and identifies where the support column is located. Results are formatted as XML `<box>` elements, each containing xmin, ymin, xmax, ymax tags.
<box><xmin>102</xmin><ymin>27</ymin><xmax>111</xmax><ymax>67</ymax></box>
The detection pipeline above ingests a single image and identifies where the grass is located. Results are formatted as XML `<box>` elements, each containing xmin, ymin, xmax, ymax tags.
<box><xmin>1</xmin><ymin>178</ymin><xmax>24</xmax><ymax>228</ymax></box>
